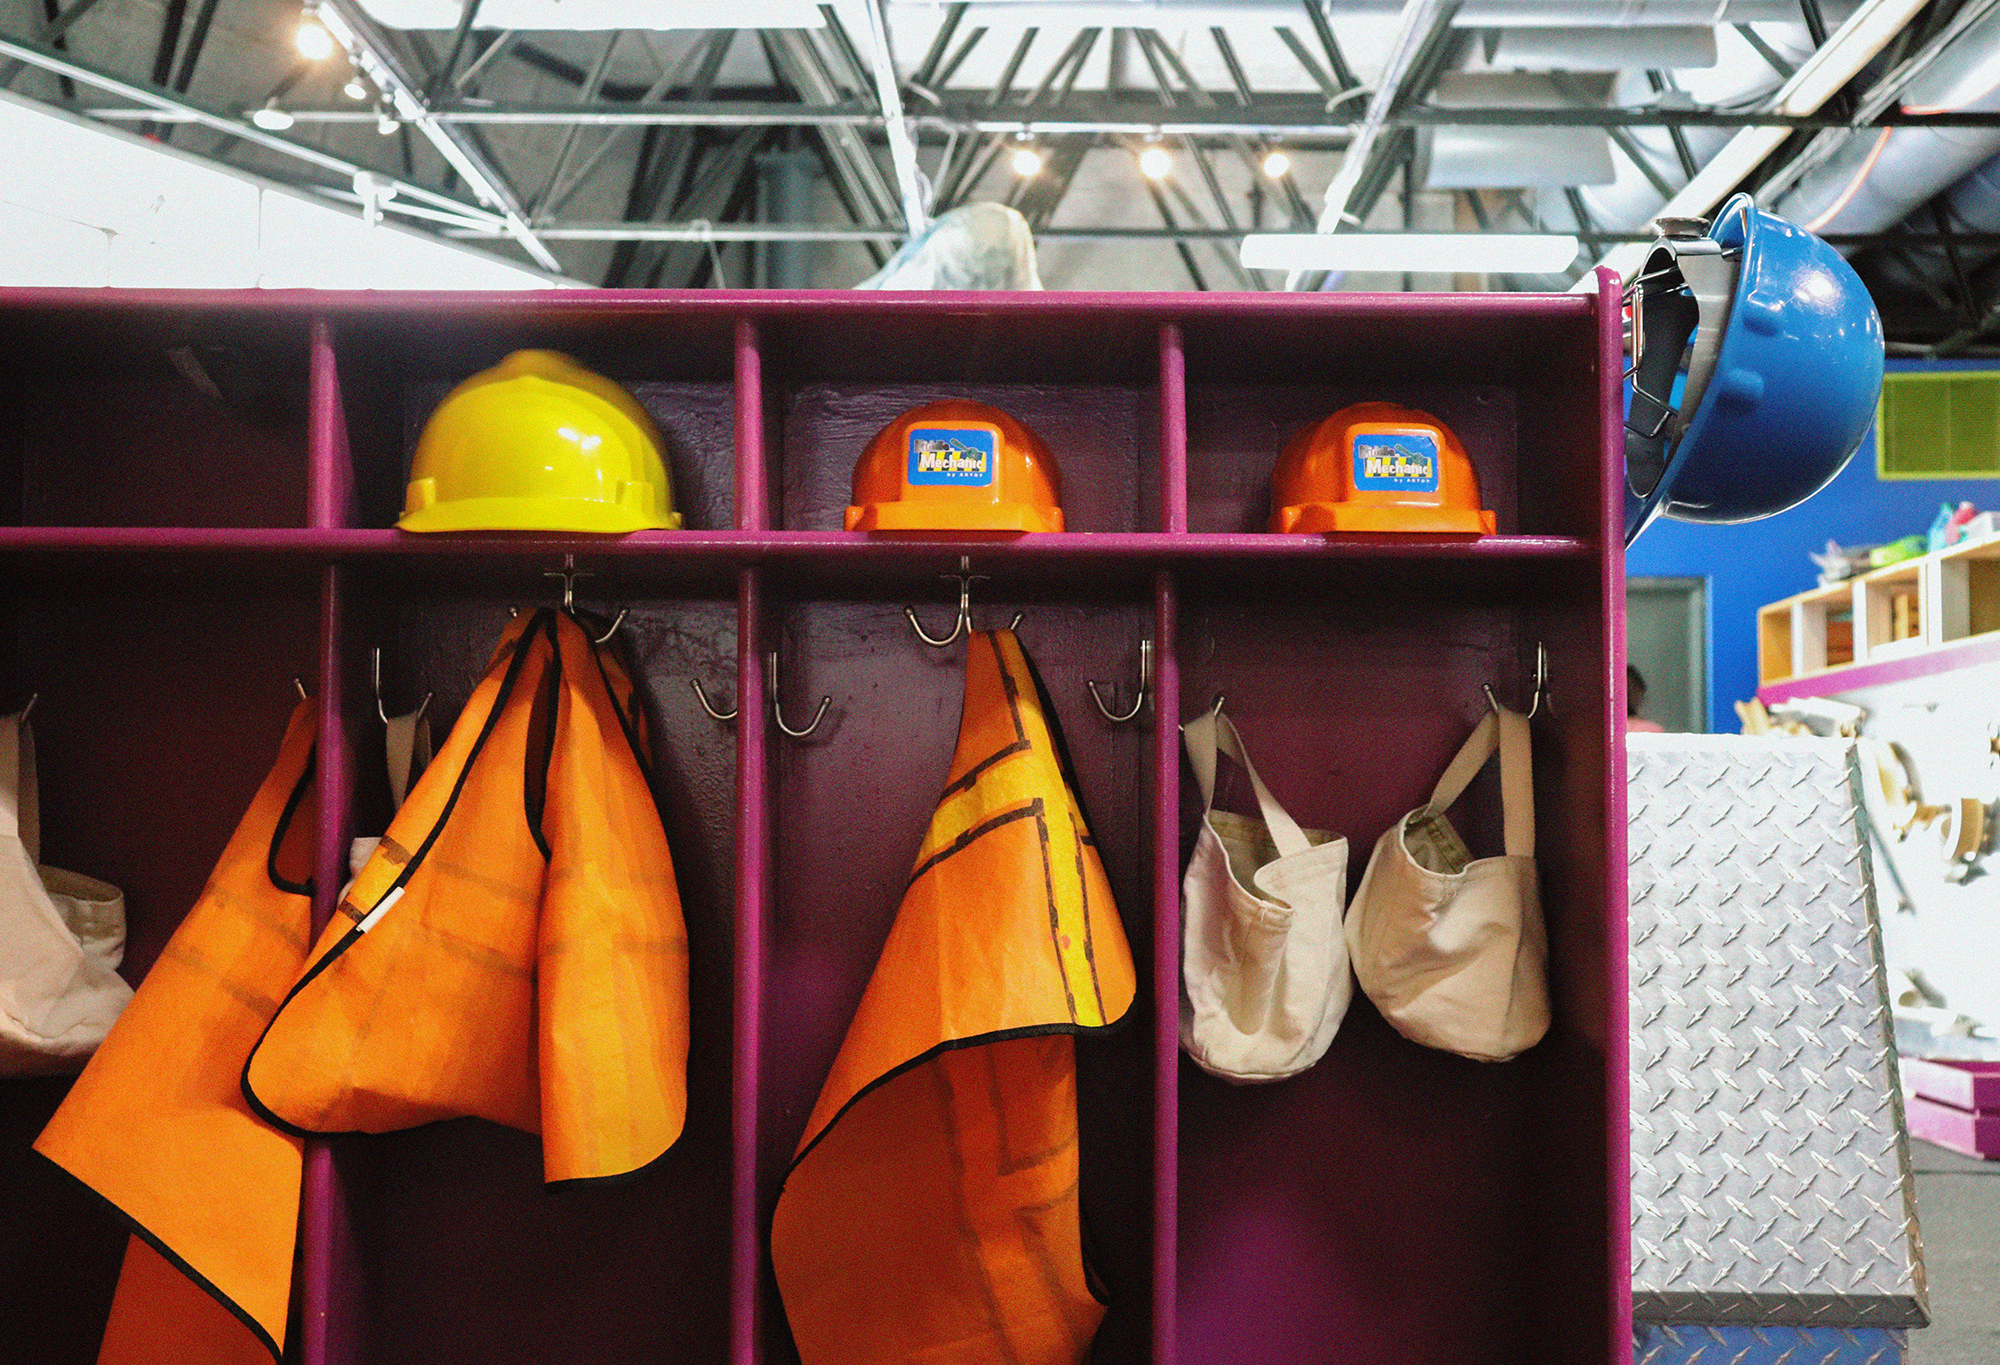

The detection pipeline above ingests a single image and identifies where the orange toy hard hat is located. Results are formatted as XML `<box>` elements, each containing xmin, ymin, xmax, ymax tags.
<box><xmin>1271</xmin><ymin>402</ymin><xmax>1495</xmax><ymax>535</ymax></box>
<box><xmin>846</xmin><ymin>399</ymin><xmax>1063</xmax><ymax>533</ymax></box>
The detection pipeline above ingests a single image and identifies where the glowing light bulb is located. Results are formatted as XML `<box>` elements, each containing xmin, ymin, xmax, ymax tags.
<box><xmin>295</xmin><ymin>16</ymin><xmax>335</xmax><ymax>61</ymax></box>
<box><xmin>1139</xmin><ymin>145</ymin><xmax>1170</xmax><ymax>180</ymax></box>
<box><xmin>343</xmin><ymin>77</ymin><xmax>368</xmax><ymax>100</ymax></box>
<box><xmin>1011</xmin><ymin>147</ymin><xmax>1043</xmax><ymax>177</ymax></box>
<box><xmin>251</xmin><ymin>101</ymin><xmax>295</xmax><ymax>131</ymax></box>
<box><xmin>1262</xmin><ymin>149</ymin><xmax>1291</xmax><ymax>178</ymax></box>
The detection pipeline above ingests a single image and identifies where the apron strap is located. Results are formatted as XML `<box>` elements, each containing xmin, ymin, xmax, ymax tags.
<box><xmin>384</xmin><ymin>711</ymin><xmax>433</xmax><ymax>812</ymax></box>
<box><xmin>0</xmin><ymin>712</ymin><xmax>36</xmax><ymax>859</ymax></box>
<box><xmin>1183</xmin><ymin>710</ymin><xmax>1311</xmax><ymax>859</ymax></box>
<box><xmin>1428</xmin><ymin>706</ymin><xmax>1535</xmax><ymax>859</ymax></box>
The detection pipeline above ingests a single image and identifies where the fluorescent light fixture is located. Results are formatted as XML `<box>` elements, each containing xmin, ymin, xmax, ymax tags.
<box><xmin>1261</xmin><ymin>149</ymin><xmax>1291</xmax><ymax>179</ymax></box>
<box><xmin>1242</xmin><ymin>233</ymin><xmax>1581</xmax><ymax>275</ymax></box>
<box><xmin>355</xmin><ymin>0</ymin><xmax>823</xmax><ymax>29</ymax></box>
<box><xmin>1138</xmin><ymin>146</ymin><xmax>1171</xmax><ymax>180</ymax></box>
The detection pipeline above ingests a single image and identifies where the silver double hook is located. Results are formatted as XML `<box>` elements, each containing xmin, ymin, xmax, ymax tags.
<box><xmin>907</xmin><ymin>555</ymin><xmax>1022</xmax><ymax>648</ymax></box>
<box><xmin>539</xmin><ymin>553</ymin><xmax>625</xmax><ymax>644</ymax></box>
<box><xmin>1087</xmin><ymin>640</ymin><xmax>1153</xmax><ymax>724</ymax></box>
<box><xmin>691</xmin><ymin>652</ymin><xmax>831</xmax><ymax>739</ymax></box>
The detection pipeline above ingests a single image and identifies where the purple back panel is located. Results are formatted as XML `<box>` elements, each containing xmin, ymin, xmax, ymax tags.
<box><xmin>355</xmin><ymin>595</ymin><xmax>738</xmax><ymax>1365</ymax></box>
<box><xmin>760</xmin><ymin>599</ymin><xmax>1155</xmax><ymax>1363</ymax></box>
<box><xmin>1174</xmin><ymin>584</ymin><xmax>1569</xmax><ymax>1364</ymax></box>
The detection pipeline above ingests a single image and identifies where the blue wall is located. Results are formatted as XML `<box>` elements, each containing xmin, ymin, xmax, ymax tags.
<box><xmin>1626</xmin><ymin>359</ymin><xmax>2000</xmax><ymax>730</ymax></box>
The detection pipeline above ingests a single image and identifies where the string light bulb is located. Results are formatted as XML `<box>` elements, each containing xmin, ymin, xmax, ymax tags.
<box><xmin>1262</xmin><ymin>148</ymin><xmax>1291</xmax><ymax>178</ymax></box>
<box><xmin>295</xmin><ymin>11</ymin><xmax>335</xmax><ymax>61</ymax></box>
<box><xmin>1011</xmin><ymin>146</ymin><xmax>1043</xmax><ymax>177</ymax></box>
<box><xmin>1139</xmin><ymin>145</ymin><xmax>1171</xmax><ymax>180</ymax></box>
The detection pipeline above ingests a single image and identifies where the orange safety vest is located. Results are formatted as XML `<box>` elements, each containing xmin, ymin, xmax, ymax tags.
<box><xmin>36</xmin><ymin>609</ymin><xmax>688</xmax><ymax>1363</ymax></box>
<box><xmin>771</xmin><ymin>628</ymin><xmax>1136</xmax><ymax>1365</ymax></box>
<box><xmin>35</xmin><ymin>700</ymin><xmax>317</xmax><ymax>1364</ymax></box>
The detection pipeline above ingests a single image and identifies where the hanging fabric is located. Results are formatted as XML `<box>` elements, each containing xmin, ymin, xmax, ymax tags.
<box><xmin>1344</xmin><ymin>705</ymin><xmax>1549</xmax><ymax>1062</ymax></box>
<box><xmin>771</xmin><ymin>628</ymin><xmax>1135</xmax><ymax>1365</ymax></box>
<box><xmin>34</xmin><ymin>700</ymin><xmax>316</xmax><ymax>1362</ymax></box>
<box><xmin>243</xmin><ymin>608</ymin><xmax>688</xmax><ymax>1184</ymax></box>
<box><xmin>1180</xmin><ymin>708</ymin><xmax>1350</xmax><ymax>1083</ymax></box>
<box><xmin>37</xmin><ymin>609</ymin><xmax>689</xmax><ymax>1365</ymax></box>
<box><xmin>0</xmin><ymin>709</ymin><xmax>134</xmax><ymax>1075</ymax></box>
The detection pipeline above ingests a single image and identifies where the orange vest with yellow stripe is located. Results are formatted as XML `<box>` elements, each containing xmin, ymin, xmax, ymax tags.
<box><xmin>772</xmin><ymin>628</ymin><xmax>1136</xmax><ymax>1365</ymax></box>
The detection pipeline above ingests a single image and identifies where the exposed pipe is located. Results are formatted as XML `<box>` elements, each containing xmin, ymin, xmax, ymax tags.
<box><xmin>1773</xmin><ymin>4</ymin><xmax>2000</xmax><ymax>235</ymax></box>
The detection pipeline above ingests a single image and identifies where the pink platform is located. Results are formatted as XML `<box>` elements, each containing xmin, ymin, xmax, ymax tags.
<box><xmin>1904</xmin><ymin>1058</ymin><xmax>2000</xmax><ymax>1160</ymax></box>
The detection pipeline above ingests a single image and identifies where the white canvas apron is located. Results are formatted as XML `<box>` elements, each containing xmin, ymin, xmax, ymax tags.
<box><xmin>0</xmin><ymin>711</ymin><xmax>133</xmax><ymax>1075</ymax></box>
<box><xmin>1345</xmin><ymin>705</ymin><xmax>1548</xmax><ymax>1063</ymax></box>
<box><xmin>1181</xmin><ymin>709</ymin><xmax>1351</xmax><ymax>1083</ymax></box>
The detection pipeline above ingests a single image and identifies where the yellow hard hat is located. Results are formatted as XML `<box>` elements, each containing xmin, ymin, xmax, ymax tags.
<box><xmin>399</xmin><ymin>350</ymin><xmax>682</xmax><ymax>534</ymax></box>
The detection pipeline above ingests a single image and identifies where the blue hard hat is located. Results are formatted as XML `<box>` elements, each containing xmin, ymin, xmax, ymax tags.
<box><xmin>1623</xmin><ymin>194</ymin><xmax>1884</xmax><ymax>546</ymax></box>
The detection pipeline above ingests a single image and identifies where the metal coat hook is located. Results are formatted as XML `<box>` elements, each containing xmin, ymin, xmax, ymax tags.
<box><xmin>690</xmin><ymin>678</ymin><xmax>738</xmax><ymax>723</ymax></box>
<box><xmin>906</xmin><ymin>555</ymin><xmax>1022</xmax><ymax>648</ymax></box>
<box><xmin>14</xmin><ymin>693</ymin><xmax>37</xmax><ymax>723</ymax></box>
<box><xmin>767</xmin><ymin>650</ymin><xmax>831</xmax><ymax>739</ymax></box>
<box><xmin>1088</xmin><ymin>639</ymin><xmax>1154</xmax><ymax>724</ymax></box>
<box><xmin>592</xmin><ymin>608</ymin><xmax>627</xmax><ymax>646</ymax></box>
<box><xmin>1483</xmin><ymin>642</ymin><xmax>1551</xmax><ymax>719</ymax></box>
<box><xmin>372</xmin><ymin>647</ymin><xmax>433</xmax><ymax>725</ymax></box>
<box><xmin>1176</xmin><ymin>693</ymin><xmax>1226</xmax><ymax>733</ymax></box>
<box><xmin>543</xmin><ymin>552</ymin><xmax>592</xmax><ymax>613</ymax></box>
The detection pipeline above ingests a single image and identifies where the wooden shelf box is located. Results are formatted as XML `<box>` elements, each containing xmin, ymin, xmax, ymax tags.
<box><xmin>0</xmin><ymin>285</ymin><xmax>1629</xmax><ymax>1365</ymax></box>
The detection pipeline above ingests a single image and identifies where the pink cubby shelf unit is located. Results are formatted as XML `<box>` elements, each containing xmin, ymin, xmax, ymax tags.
<box><xmin>0</xmin><ymin>280</ymin><xmax>1629</xmax><ymax>1365</ymax></box>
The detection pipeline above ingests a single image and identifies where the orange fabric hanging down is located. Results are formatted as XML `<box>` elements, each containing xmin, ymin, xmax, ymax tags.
<box><xmin>244</xmin><ymin>607</ymin><xmax>688</xmax><ymax>1181</ymax></box>
<box><xmin>34</xmin><ymin>701</ymin><xmax>318</xmax><ymax>1364</ymax></box>
<box><xmin>35</xmin><ymin>608</ymin><xmax>689</xmax><ymax>1364</ymax></box>
<box><xmin>771</xmin><ymin>628</ymin><xmax>1136</xmax><ymax>1365</ymax></box>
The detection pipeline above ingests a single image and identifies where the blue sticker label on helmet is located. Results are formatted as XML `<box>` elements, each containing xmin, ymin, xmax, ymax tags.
<box><xmin>1352</xmin><ymin>432</ymin><xmax>1440</xmax><ymax>492</ymax></box>
<box><xmin>907</xmin><ymin>427</ymin><xmax>997</xmax><ymax>487</ymax></box>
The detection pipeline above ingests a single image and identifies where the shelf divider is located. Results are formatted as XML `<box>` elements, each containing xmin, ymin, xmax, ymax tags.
<box><xmin>1150</xmin><ymin>567</ymin><xmax>1180</xmax><ymax>1365</ymax></box>
<box><xmin>731</xmin><ymin>565</ymin><xmax>769</xmax><ymax>1365</ymax></box>
<box><xmin>736</xmin><ymin>318</ymin><xmax>768</xmax><ymax>533</ymax></box>
<box><xmin>307</xmin><ymin>319</ymin><xmax>354</xmax><ymax>531</ymax></box>
<box><xmin>1160</xmin><ymin>324</ymin><xmax>1188</xmax><ymax>535</ymax></box>
<box><xmin>301</xmin><ymin>563</ymin><xmax>362</xmax><ymax>1365</ymax></box>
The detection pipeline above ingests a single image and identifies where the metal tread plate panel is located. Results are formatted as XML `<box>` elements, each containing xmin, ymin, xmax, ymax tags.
<box><xmin>1627</xmin><ymin>734</ymin><xmax>1927</xmax><ymax>1327</ymax></box>
<box><xmin>1635</xmin><ymin>1325</ymin><xmax>1909</xmax><ymax>1365</ymax></box>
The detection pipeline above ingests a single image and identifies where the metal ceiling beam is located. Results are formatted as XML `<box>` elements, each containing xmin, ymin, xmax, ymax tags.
<box><xmin>1296</xmin><ymin>0</ymin><xmax>1459</xmax><ymax>280</ymax></box>
<box><xmin>88</xmin><ymin>99</ymin><xmax>2000</xmax><ymax>133</ymax></box>
<box><xmin>0</xmin><ymin>31</ymin><xmax>507</xmax><ymax>233</ymax></box>
<box><xmin>440</xmin><ymin>222</ymin><xmax>2000</xmax><ymax>250</ymax></box>
<box><xmin>860</xmin><ymin>0</ymin><xmax>927</xmax><ymax>232</ymax></box>
<box><xmin>314</xmin><ymin>0</ymin><xmax>558</xmax><ymax>270</ymax></box>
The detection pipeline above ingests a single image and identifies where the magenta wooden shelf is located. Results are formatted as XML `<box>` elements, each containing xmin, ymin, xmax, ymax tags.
<box><xmin>0</xmin><ymin>284</ymin><xmax>1628</xmax><ymax>1365</ymax></box>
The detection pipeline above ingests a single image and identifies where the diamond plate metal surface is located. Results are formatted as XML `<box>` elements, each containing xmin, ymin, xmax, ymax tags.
<box><xmin>1628</xmin><ymin>735</ymin><xmax>1927</xmax><ymax>1328</ymax></box>
<box><xmin>1633</xmin><ymin>1325</ymin><xmax>1908</xmax><ymax>1365</ymax></box>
